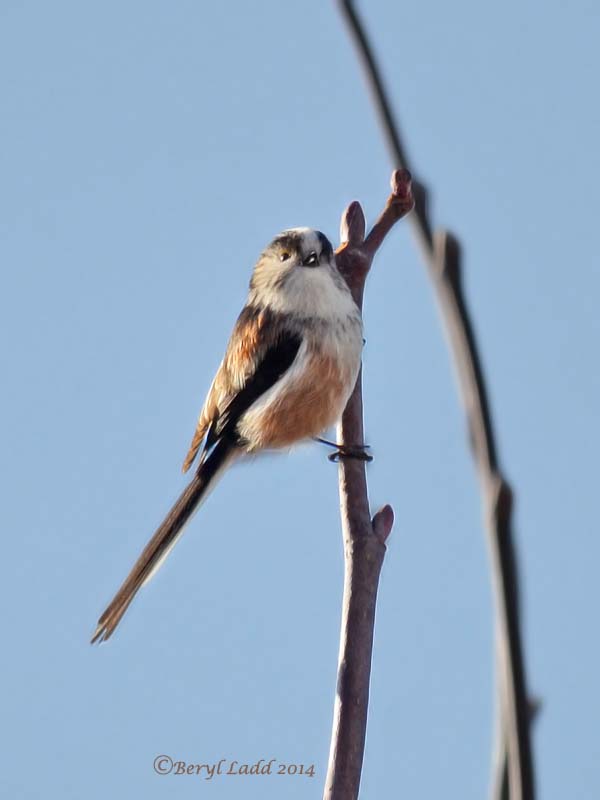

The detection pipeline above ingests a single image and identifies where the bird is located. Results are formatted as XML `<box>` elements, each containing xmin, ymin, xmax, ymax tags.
<box><xmin>92</xmin><ymin>227</ymin><xmax>364</xmax><ymax>643</ymax></box>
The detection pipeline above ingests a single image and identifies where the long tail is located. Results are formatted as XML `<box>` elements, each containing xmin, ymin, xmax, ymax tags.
<box><xmin>91</xmin><ymin>440</ymin><xmax>234</xmax><ymax>643</ymax></box>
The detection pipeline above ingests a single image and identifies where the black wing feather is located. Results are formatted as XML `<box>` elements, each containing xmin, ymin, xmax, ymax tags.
<box><xmin>201</xmin><ymin>330</ymin><xmax>302</xmax><ymax>457</ymax></box>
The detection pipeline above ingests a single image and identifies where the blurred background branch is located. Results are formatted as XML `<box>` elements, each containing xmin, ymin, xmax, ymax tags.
<box><xmin>335</xmin><ymin>2</ymin><xmax>535</xmax><ymax>797</ymax></box>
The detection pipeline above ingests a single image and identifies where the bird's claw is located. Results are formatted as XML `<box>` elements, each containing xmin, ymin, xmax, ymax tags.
<box><xmin>327</xmin><ymin>445</ymin><xmax>373</xmax><ymax>463</ymax></box>
<box><xmin>314</xmin><ymin>437</ymin><xmax>373</xmax><ymax>462</ymax></box>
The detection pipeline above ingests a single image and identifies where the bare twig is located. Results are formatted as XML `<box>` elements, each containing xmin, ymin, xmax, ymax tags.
<box><xmin>336</xmin><ymin>2</ymin><xmax>535</xmax><ymax>799</ymax></box>
<box><xmin>323</xmin><ymin>169</ymin><xmax>414</xmax><ymax>800</ymax></box>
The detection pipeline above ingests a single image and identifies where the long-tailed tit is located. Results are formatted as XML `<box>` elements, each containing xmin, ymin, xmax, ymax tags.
<box><xmin>92</xmin><ymin>228</ymin><xmax>363</xmax><ymax>642</ymax></box>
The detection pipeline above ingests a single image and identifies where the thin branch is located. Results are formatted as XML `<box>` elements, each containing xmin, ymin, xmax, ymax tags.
<box><xmin>336</xmin><ymin>2</ymin><xmax>535</xmax><ymax>799</ymax></box>
<box><xmin>323</xmin><ymin>169</ymin><xmax>414</xmax><ymax>800</ymax></box>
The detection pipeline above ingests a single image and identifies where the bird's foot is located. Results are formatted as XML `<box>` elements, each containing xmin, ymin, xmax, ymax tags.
<box><xmin>314</xmin><ymin>437</ymin><xmax>373</xmax><ymax>463</ymax></box>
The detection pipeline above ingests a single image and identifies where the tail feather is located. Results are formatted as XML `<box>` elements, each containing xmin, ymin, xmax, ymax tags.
<box><xmin>91</xmin><ymin>441</ymin><xmax>233</xmax><ymax>643</ymax></box>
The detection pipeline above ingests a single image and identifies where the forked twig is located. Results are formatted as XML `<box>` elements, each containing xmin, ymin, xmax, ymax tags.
<box><xmin>336</xmin><ymin>2</ymin><xmax>535</xmax><ymax>798</ymax></box>
<box><xmin>323</xmin><ymin>169</ymin><xmax>414</xmax><ymax>800</ymax></box>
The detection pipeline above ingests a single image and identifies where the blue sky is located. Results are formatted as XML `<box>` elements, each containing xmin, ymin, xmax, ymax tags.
<box><xmin>1</xmin><ymin>1</ymin><xmax>599</xmax><ymax>798</ymax></box>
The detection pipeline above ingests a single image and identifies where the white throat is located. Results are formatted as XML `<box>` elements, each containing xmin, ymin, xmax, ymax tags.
<box><xmin>261</xmin><ymin>264</ymin><xmax>357</xmax><ymax>319</ymax></box>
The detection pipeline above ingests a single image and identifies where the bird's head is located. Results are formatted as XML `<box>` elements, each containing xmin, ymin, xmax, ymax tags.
<box><xmin>249</xmin><ymin>228</ymin><xmax>351</xmax><ymax>316</ymax></box>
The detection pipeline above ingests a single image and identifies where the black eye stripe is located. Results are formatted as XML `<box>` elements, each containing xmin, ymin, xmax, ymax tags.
<box><xmin>267</xmin><ymin>230</ymin><xmax>334</xmax><ymax>264</ymax></box>
<box><xmin>273</xmin><ymin>233</ymin><xmax>302</xmax><ymax>254</ymax></box>
<box><xmin>316</xmin><ymin>231</ymin><xmax>333</xmax><ymax>260</ymax></box>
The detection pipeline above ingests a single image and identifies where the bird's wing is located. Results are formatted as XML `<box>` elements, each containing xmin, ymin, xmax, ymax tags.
<box><xmin>182</xmin><ymin>306</ymin><xmax>302</xmax><ymax>472</ymax></box>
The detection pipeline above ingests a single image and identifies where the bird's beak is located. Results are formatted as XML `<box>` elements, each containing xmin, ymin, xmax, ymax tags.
<box><xmin>302</xmin><ymin>252</ymin><xmax>319</xmax><ymax>267</ymax></box>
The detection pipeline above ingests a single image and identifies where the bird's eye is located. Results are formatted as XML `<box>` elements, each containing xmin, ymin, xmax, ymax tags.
<box><xmin>303</xmin><ymin>251</ymin><xmax>318</xmax><ymax>266</ymax></box>
<box><xmin>280</xmin><ymin>252</ymin><xmax>290</xmax><ymax>262</ymax></box>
